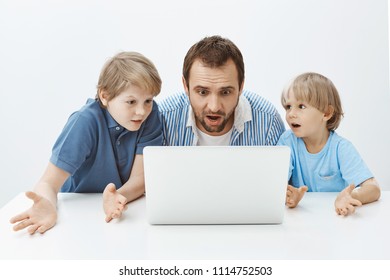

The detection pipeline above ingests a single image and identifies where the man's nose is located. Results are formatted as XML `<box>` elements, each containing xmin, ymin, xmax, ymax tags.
<box><xmin>207</xmin><ymin>94</ymin><xmax>222</xmax><ymax>113</ymax></box>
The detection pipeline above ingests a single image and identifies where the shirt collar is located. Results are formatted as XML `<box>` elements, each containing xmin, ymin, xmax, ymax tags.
<box><xmin>102</xmin><ymin>107</ymin><xmax>120</xmax><ymax>129</ymax></box>
<box><xmin>186</xmin><ymin>94</ymin><xmax>252</xmax><ymax>133</ymax></box>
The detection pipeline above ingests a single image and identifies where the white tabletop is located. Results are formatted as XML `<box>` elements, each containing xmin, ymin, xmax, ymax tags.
<box><xmin>0</xmin><ymin>192</ymin><xmax>389</xmax><ymax>260</ymax></box>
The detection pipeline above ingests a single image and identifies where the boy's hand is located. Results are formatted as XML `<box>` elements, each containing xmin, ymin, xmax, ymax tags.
<box><xmin>286</xmin><ymin>185</ymin><xmax>308</xmax><ymax>208</ymax></box>
<box><xmin>10</xmin><ymin>191</ymin><xmax>57</xmax><ymax>234</ymax></box>
<box><xmin>103</xmin><ymin>183</ymin><xmax>128</xmax><ymax>222</ymax></box>
<box><xmin>334</xmin><ymin>184</ymin><xmax>362</xmax><ymax>216</ymax></box>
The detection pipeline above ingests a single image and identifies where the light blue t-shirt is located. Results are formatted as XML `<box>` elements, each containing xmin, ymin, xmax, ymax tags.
<box><xmin>50</xmin><ymin>98</ymin><xmax>163</xmax><ymax>193</ymax></box>
<box><xmin>277</xmin><ymin>130</ymin><xmax>373</xmax><ymax>192</ymax></box>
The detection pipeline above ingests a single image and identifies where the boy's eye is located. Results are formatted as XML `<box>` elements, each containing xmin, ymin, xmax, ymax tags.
<box><xmin>145</xmin><ymin>99</ymin><xmax>153</xmax><ymax>104</ymax></box>
<box><xmin>127</xmin><ymin>100</ymin><xmax>136</xmax><ymax>105</ymax></box>
<box><xmin>299</xmin><ymin>104</ymin><xmax>306</xmax><ymax>109</ymax></box>
<box><xmin>285</xmin><ymin>105</ymin><xmax>292</xmax><ymax>110</ymax></box>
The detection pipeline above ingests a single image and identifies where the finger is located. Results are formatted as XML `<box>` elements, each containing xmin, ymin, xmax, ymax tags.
<box><xmin>287</xmin><ymin>185</ymin><xmax>295</xmax><ymax>192</ymax></box>
<box><xmin>346</xmin><ymin>204</ymin><xmax>356</xmax><ymax>215</ymax></box>
<box><xmin>350</xmin><ymin>198</ymin><xmax>362</xmax><ymax>207</ymax></box>
<box><xmin>37</xmin><ymin>225</ymin><xmax>49</xmax><ymax>234</ymax></box>
<box><xmin>13</xmin><ymin>219</ymin><xmax>33</xmax><ymax>231</ymax></box>
<box><xmin>105</xmin><ymin>215</ymin><xmax>113</xmax><ymax>223</ymax></box>
<box><xmin>27</xmin><ymin>224</ymin><xmax>40</xmax><ymax>235</ymax></box>
<box><xmin>117</xmin><ymin>196</ymin><xmax>127</xmax><ymax>205</ymax></box>
<box><xmin>10</xmin><ymin>212</ymin><xmax>29</xmax><ymax>224</ymax></box>
<box><xmin>340</xmin><ymin>208</ymin><xmax>348</xmax><ymax>216</ymax></box>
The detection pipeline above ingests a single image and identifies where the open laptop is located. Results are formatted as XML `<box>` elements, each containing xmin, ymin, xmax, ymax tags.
<box><xmin>143</xmin><ymin>146</ymin><xmax>290</xmax><ymax>225</ymax></box>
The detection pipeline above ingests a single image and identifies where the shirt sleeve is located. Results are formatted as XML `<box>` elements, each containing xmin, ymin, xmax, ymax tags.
<box><xmin>337</xmin><ymin>139</ymin><xmax>373</xmax><ymax>186</ymax></box>
<box><xmin>50</xmin><ymin>112</ymin><xmax>97</xmax><ymax>174</ymax></box>
<box><xmin>135</xmin><ymin>101</ymin><xmax>163</xmax><ymax>154</ymax></box>
<box><xmin>277</xmin><ymin>131</ymin><xmax>294</xmax><ymax>181</ymax></box>
<box><xmin>266</xmin><ymin>111</ymin><xmax>286</xmax><ymax>145</ymax></box>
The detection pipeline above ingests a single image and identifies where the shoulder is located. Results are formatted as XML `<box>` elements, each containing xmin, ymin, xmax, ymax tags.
<box><xmin>66</xmin><ymin>99</ymin><xmax>105</xmax><ymax>130</ymax></box>
<box><xmin>329</xmin><ymin>131</ymin><xmax>358</xmax><ymax>154</ymax></box>
<box><xmin>242</xmin><ymin>90</ymin><xmax>280</xmax><ymax>116</ymax></box>
<box><xmin>156</xmin><ymin>92</ymin><xmax>189</xmax><ymax>113</ymax></box>
<box><xmin>277</xmin><ymin>130</ymin><xmax>297</xmax><ymax>146</ymax></box>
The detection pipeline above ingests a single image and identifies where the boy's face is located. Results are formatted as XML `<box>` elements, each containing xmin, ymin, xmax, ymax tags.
<box><xmin>183</xmin><ymin>59</ymin><xmax>243</xmax><ymax>136</ymax></box>
<box><xmin>100</xmin><ymin>86</ymin><xmax>154</xmax><ymax>131</ymax></box>
<box><xmin>283</xmin><ymin>90</ymin><xmax>331</xmax><ymax>140</ymax></box>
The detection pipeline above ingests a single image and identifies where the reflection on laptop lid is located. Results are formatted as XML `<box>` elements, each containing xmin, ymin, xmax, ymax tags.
<box><xmin>143</xmin><ymin>146</ymin><xmax>290</xmax><ymax>225</ymax></box>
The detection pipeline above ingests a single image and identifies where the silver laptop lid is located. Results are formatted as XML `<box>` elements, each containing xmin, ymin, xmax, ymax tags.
<box><xmin>144</xmin><ymin>146</ymin><xmax>290</xmax><ymax>225</ymax></box>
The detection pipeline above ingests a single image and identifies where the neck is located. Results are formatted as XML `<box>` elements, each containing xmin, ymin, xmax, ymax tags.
<box><xmin>302</xmin><ymin>130</ymin><xmax>330</xmax><ymax>154</ymax></box>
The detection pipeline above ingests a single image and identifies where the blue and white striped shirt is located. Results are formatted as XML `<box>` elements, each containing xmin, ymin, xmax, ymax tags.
<box><xmin>157</xmin><ymin>90</ymin><xmax>285</xmax><ymax>146</ymax></box>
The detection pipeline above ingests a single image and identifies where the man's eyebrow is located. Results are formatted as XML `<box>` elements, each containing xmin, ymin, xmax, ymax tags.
<box><xmin>220</xmin><ymin>86</ymin><xmax>235</xmax><ymax>91</ymax></box>
<box><xmin>193</xmin><ymin>85</ymin><xmax>209</xmax><ymax>90</ymax></box>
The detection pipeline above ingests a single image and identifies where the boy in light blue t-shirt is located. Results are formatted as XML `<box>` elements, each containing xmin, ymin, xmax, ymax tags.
<box><xmin>277</xmin><ymin>72</ymin><xmax>380</xmax><ymax>216</ymax></box>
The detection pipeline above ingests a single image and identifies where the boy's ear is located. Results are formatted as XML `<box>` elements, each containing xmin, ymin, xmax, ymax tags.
<box><xmin>182</xmin><ymin>76</ymin><xmax>189</xmax><ymax>96</ymax></box>
<box><xmin>99</xmin><ymin>90</ymin><xmax>109</xmax><ymax>107</ymax></box>
<box><xmin>324</xmin><ymin>105</ymin><xmax>335</xmax><ymax>121</ymax></box>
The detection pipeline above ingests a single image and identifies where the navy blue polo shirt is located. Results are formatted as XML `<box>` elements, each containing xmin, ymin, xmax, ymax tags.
<box><xmin>50</xmin><ymin>98</ymin><xmax>162</xmax><ymax>193</ymax></box>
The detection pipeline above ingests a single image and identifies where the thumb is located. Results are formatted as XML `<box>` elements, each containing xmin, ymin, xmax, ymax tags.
<box><xmin>106</xmin><ymin>183</ymin><xmax>117</xmax><ymax>193</ymax></box>
<box><xmin>299</xmin><ymin>186</ymin><xmax>308</xmax><ymax>193</ymax></box>
<box><xmin>346</xmin><ymin>183</ymin><xmax>356</xmax><ymax>193</ymax></box>
<box><xmin>25</xmin><ymin>191</ymin><xmax>40</xmax><ymax>203</ymax></box>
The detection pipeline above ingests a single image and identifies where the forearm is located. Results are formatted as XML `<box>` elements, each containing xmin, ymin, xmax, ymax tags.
<box><xmin>32</xmin><ymin>162</ymin><xmax>70</xmax><ymax>207</ymax></box>
<box><xmin>351</xmin><ymin>179</ymin><xmax>381</xmax><ymax>204</ymax></box>
<box><xmin>117</xmin><ymin>174</ymin><xmax>145</xmax><ymax>203</ymax></box>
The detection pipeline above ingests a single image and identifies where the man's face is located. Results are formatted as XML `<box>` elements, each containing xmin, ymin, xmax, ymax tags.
<box><xmin>184</xmin><ymin>59</ymin><xmax>243</xmax><ymax>136</ymax></box>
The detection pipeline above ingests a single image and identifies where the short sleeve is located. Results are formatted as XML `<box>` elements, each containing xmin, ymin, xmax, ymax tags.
<box><xmin>50</xmin><ymin>112</ymin><xmax>96</xmax><ymax>174</ymax></box>
<box><xmin>337</xmin><ymin>139</ymin><xmax>373</xmax><ymax>186</ymax></box>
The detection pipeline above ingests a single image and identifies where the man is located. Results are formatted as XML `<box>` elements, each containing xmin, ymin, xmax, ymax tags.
<box><xmin>158</xmin><ymin>35</ymin><xmax>285</xmax><ymax>146</ymax></box>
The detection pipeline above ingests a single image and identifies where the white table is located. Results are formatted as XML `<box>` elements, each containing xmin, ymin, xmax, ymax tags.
<box><xmin>0</xmin><ymin>192</ymin><xmax>389</xmax><ymax>260</ymax></box>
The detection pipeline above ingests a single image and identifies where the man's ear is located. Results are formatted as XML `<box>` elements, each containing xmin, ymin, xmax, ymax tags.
<box><xmin>182</xmin><ymin>76</ymin><xmax>189</xmax><ymax>96</ymax></box>
<box><xmin>324</xmin><ymin>105</ymin><xmax>335</xmax><ymax>121</ymax></box>
<box><xmin>99</xmin><ymin>90</ymin><xmax>109</xmax><ymax>107</ymax></box>
<box><xmin>239</xmin><ymin>79</ymin><xmax>245</xmax><ymax>96</ymax></box>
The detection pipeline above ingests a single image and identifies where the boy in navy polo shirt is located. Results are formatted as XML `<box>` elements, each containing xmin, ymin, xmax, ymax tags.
<box><xmin>10</xmin><ymin>52</ymin><xmax>163</xmax><ymax>234</ymax></box>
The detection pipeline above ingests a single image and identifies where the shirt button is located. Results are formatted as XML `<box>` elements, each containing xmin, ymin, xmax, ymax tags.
<box><xmin>116</xmin><ymin>127</ymin><xmax>120</xmax><ymax>131</ymax></box>
<box><xmin>117</xmin><ymin>141</ymin><xmax>121</xmax><ymax>145</ymax></box>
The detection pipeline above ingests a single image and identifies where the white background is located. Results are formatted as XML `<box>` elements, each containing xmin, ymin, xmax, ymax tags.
<box><xmin>0</xmin><ymin>0</ymin><xmax>389</xmax><ymax>208</ymax></box>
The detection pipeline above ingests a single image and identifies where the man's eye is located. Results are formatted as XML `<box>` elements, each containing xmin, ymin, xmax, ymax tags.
<box><xmin>198</xmin><ymin>90</ymin><xmax>207</xmax><ymax>95</ymax></box>
<box><xmin>222</xmin><ymin>90</ymin><xmax>230</xmax><ymax>96</ymax></box>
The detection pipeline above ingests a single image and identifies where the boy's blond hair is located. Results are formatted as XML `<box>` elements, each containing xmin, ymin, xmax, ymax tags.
<box><xmin>281</xmin><ymin>72</ymin><xmax>344</xmax><ymax>130</ymax></box>
<box><xmin>96</xmin><ymin>52</ymin><xmax>161</xmax><ymax>104</ymax></box>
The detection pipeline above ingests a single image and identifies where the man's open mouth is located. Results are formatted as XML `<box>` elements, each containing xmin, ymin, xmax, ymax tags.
<box><xmin>207</xmin><ymin>115</ymin><xmax>221</xmax><ymax>121</ymax></box>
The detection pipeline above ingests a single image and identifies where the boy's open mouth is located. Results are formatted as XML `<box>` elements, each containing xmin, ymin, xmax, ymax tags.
<box><xmin>291</xmin><ymin>123</ymin><xmax>301</xmax><ymax>128</ymax></box>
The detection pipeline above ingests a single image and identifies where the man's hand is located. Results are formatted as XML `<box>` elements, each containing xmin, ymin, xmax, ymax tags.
<box><xmin>286</xmin><ymin>185</ymin><xmax>308</xmax><ymax>208</ymax></box>
<box><xmin>335</xmin><ymin>184</ymin><xmax>362</xmax><ymax>216</ymax></box>
<box><xmin>103</xmin><ymin>183</ymin><xmax>128</xmax><ymax>222</ymax></box>
<box><xmin>10</xmin><ymin>191</ymin><xmax>57</xmax><ymax>234</ymax></box>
